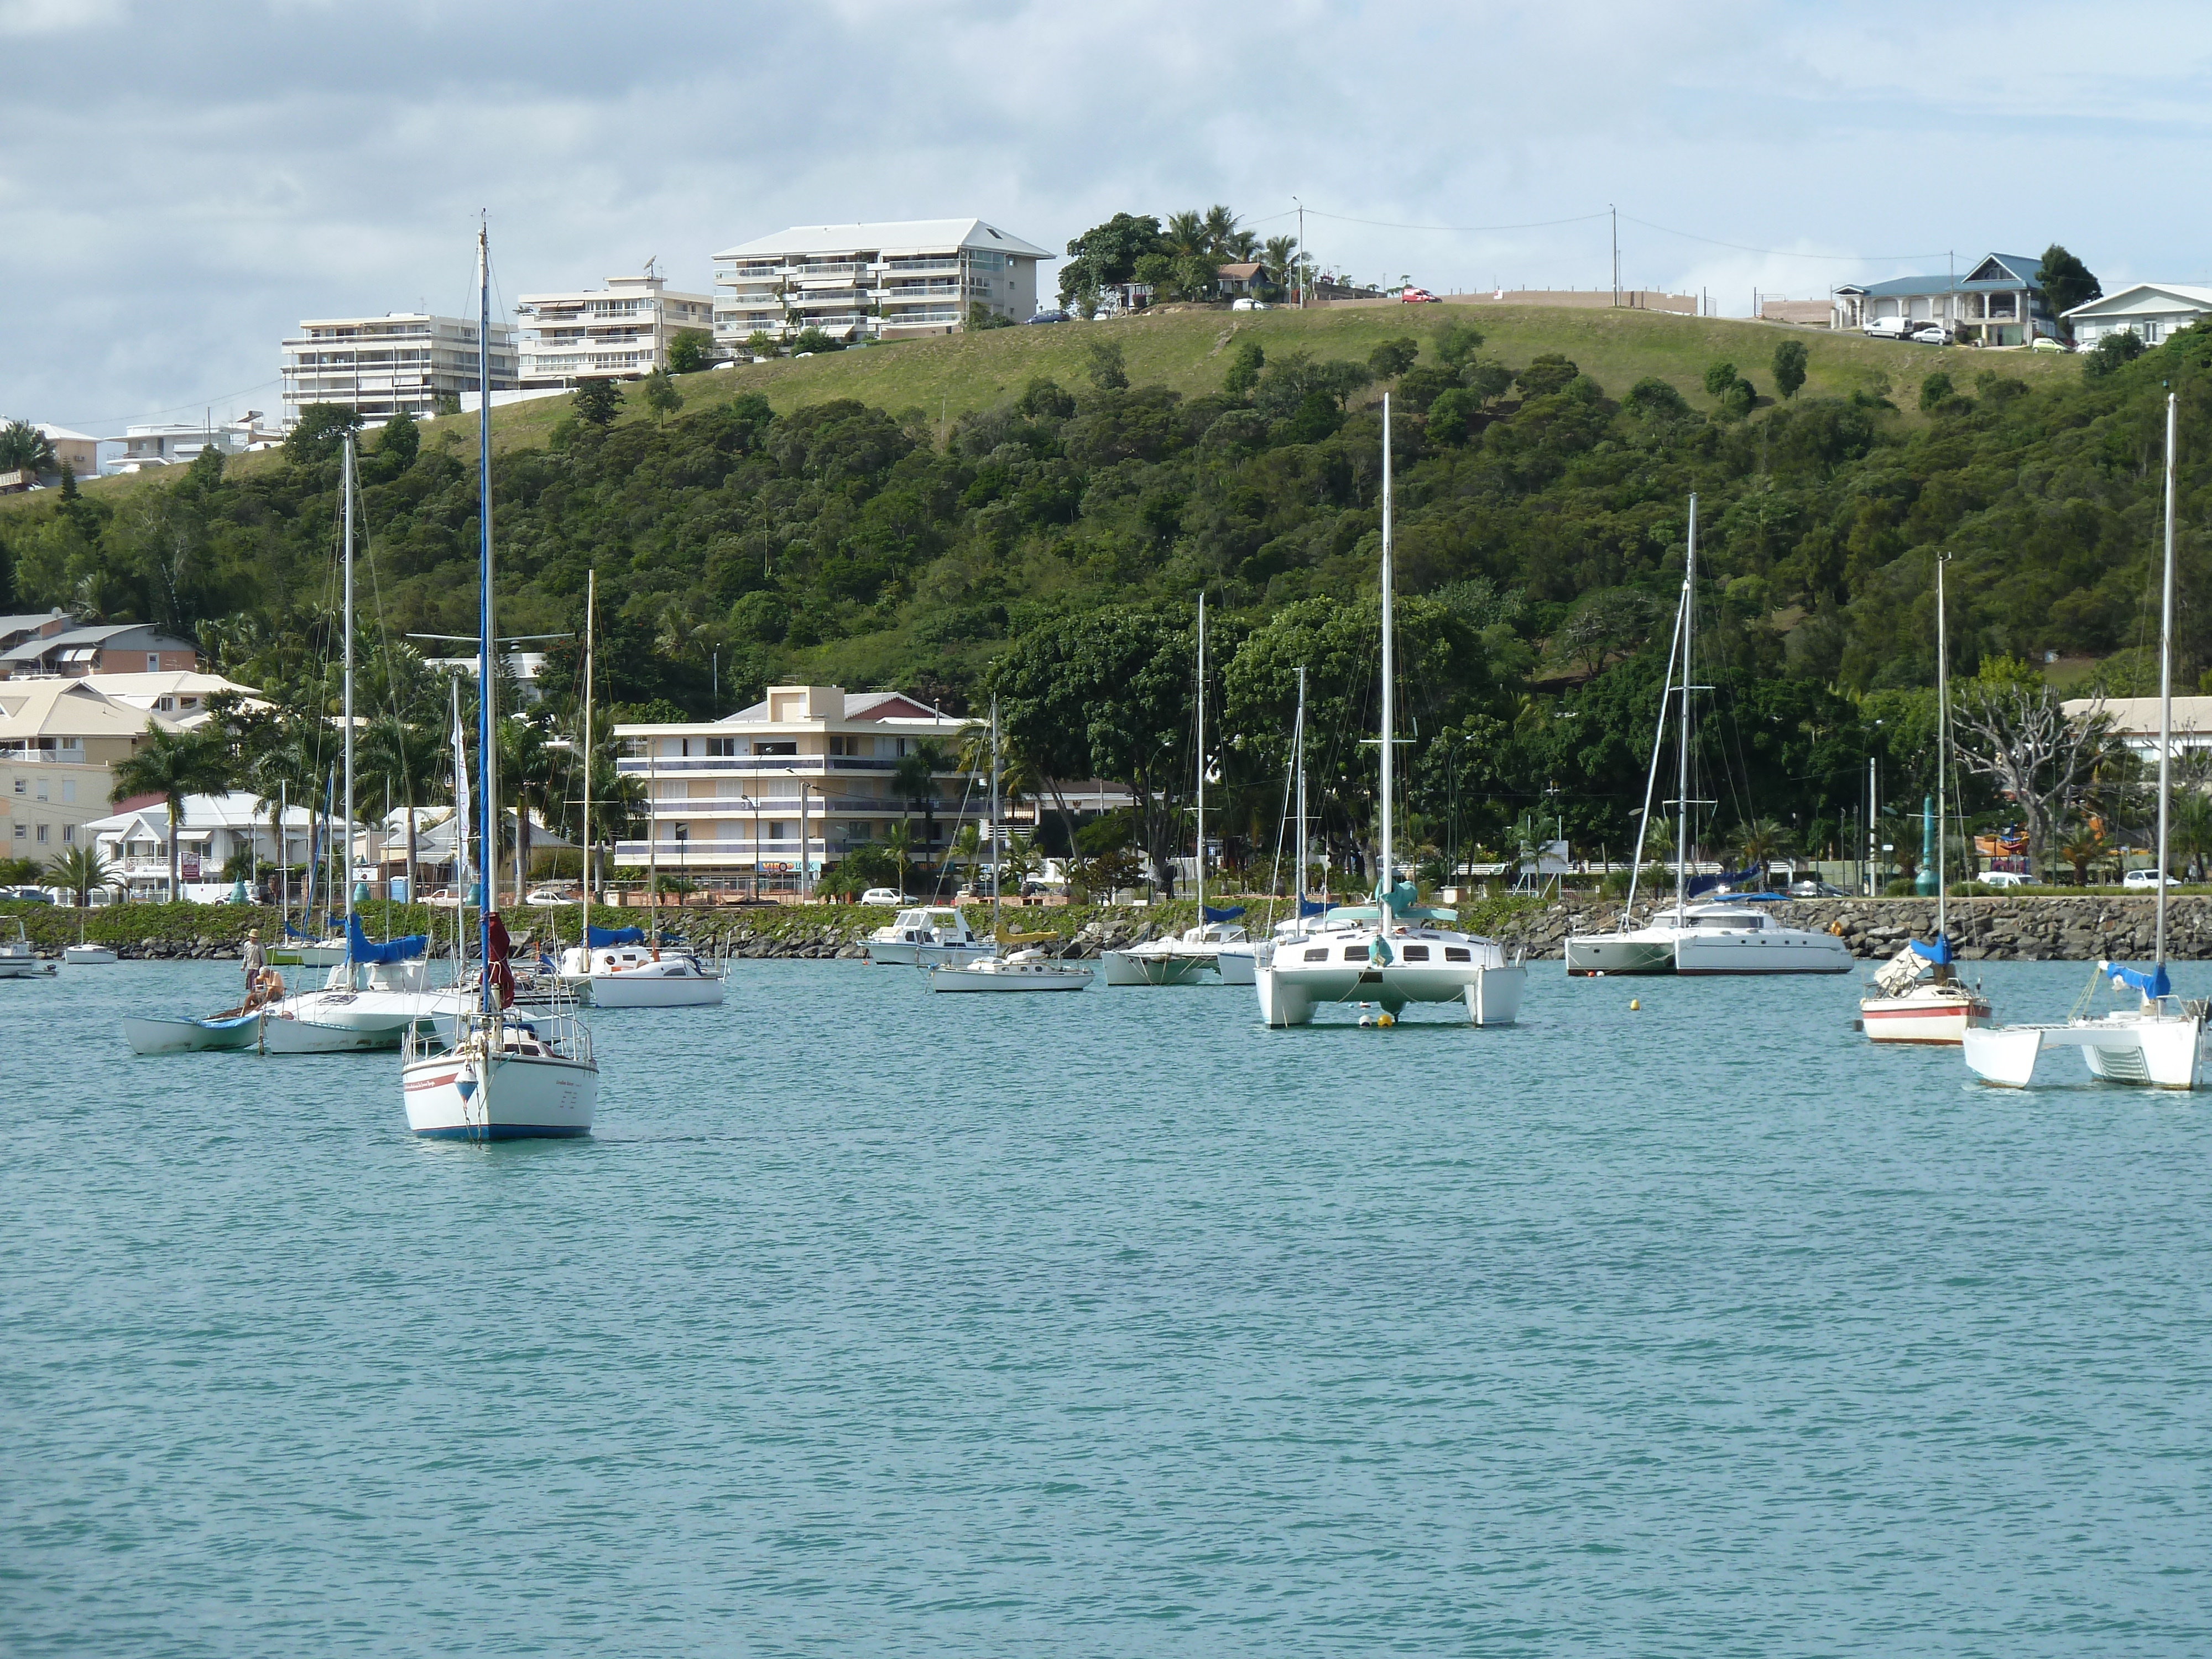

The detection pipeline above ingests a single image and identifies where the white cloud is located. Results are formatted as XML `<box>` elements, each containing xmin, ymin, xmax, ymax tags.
<box><xmin>4</xmin><ymin>0</ymin><xmax>2211</xmax><ymax>427</ymax></box>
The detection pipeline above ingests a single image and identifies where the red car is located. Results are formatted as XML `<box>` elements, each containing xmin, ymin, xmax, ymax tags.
<box><xmin>1400</xmin><ymin>286</ymin><xmax>1440</xmax><ymax>304</ymax></box>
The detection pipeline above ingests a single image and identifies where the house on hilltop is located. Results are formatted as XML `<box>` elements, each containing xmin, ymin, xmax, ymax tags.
<box><xmin>1832</xmin><ymin>253</ymin><xmax>2059</xmax><ymax>346</ymax></box>
<box><xmin>2062</xmin><ymin>284</ymin><xmax>2212</xmax><ymax>350</ymax></box>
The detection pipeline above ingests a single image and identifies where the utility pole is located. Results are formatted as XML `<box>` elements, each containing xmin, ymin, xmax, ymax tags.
<box><xmin>1294</xmin><ymin>197</ymin><xmax>1305</xmax><ymax>309</ymax></box>
<box><xmin>1610</xmin><ymin>205</ymin><xmax>1619</xmax><ymax>307</ymax></box>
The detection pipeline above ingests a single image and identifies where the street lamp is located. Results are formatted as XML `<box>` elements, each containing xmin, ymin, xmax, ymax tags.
<box><xmin>738</xmin><ymin>795</ymin><xmax>760</xmax><ymax>901</ymax></box>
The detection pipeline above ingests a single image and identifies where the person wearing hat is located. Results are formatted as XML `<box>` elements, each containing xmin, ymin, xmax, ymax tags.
<box><xmin>242</xmin><ymin>927</ymin><xmax>265</xmax><ymax>996</ymax></box>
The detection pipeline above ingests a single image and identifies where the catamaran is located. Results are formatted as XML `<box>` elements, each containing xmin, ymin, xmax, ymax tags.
<box><xmin>1963</xmin><ymin>392</ymin><xmax>2204</xmax><ymax>1089</ymax></box>
<box><xmin>1859</xmin><ymin>552</ymin><xmax>1994</xmax><ymax>1044</ymax></box>
<box><xmin>1564</xmin><ymin>494</ymin><xmax>1852</xmax><ymax>978</ymax></box>
<box><xmin>1251</xmin><ymin>395</ymin><xmax>1527</xmax><ymax>1029</ymax></box>
<box><xmin>400</xmin><ymin>221</ymin><xmax>598</xmax><ymax>1138</ymax></box>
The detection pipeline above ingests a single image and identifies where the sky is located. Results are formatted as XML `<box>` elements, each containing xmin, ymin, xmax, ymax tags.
<box><xmin>5</xmin><ymin>0</ymin><xmax>2211</xmax><ymax>436</ymax></box>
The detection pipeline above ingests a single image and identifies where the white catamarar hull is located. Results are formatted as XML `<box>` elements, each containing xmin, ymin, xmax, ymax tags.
<box><xmin>1963</xmin><ymin>1013</ymin><xmax>2206</xmax><ymax>1089</ymax></box>
<box><xmin>403</xmin><ymin>1042</ymin><xmax>597</xmax><ymax>1138</ymax></box>
<box><xmin>1255</xmin><ymin>932</ymin><xmax>1526</xmax><ymax>1027</ymax></box>
<box><xmin>1567</xmin><ymin>911</ymin><xmax>1853</xmax><ymax>977</ymax></box>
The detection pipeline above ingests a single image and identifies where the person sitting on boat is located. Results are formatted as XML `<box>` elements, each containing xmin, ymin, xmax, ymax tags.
<box><xmin>484</xmin><ymin>911</ymin><xmax>517</xmax><ymax>1010</ymax></box>
<box><xmin>242</xmin><ymin>964</ymin><xmax>284</xmax><ymax>1010</ymax></box>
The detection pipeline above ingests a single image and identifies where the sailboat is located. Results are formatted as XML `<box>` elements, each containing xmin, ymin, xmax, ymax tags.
<box><xmin>399</xmin><ymin>221</ymin><xmax>598</xmax><ymax>1138</ymax></box>
<box><xmin>1859</xmin><ymin>552</ymin><xmax>1994</xmax><ymax>1044</ymax></box>
<box><xmin>1102</xmin><ymin>591</ymin><xmax>1246</xmax><ymax>987</ymax></box>
<box><xmin>1251</xmin><ymin>395</ymin><xmax>1527</xmax><ymax>1028</ymax></box>
<box><xmin>259</xmin><ymin>432</ymin><xmax>442</xmax><ymax>1053</ymax></box>
<box><xmin>1564</xmin><ymin>494</ymin><xmax>1853</xmax><ymax>977</ymax></box>
<box><xmin>557</xmin><ymin>568</ymin><xmax>724</xmax><ymax>1006</ymax></box>
<box><xmin>1964</xmin><ymin>392</ymin><xmax>2204</xmax><ymax>1088</ymax></box>
<box><xmin>928</xmin><ymin>697</ymin><xmax>1093</xmax><ymax>992</ymax></box>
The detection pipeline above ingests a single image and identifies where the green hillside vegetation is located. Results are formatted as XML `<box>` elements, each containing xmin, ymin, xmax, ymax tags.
<box><xmin>0</xmin><ymin>302</ymin><xmax>2195</xmax><ymax>883</ymax></box>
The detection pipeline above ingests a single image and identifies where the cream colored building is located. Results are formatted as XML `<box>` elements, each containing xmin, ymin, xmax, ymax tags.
<box><xmin>712</xmin><ymin>218</ymin><xmax>1048</xmax><ymax>350</ymax></box>
<box><xmin>613</xmin><ymin>684</ymin><xmax>982</xmax><ymax>886</ymax></box>
<box><xmin>515</xmin><ymin>273</ymin><xmax>715</xmax><ymax>388</ymax></box>
<box><xmin>0</xmin><ymin>679</ymin><xmax>186</xmax><ymax>863</ymax></box>
<box><xmin>281</xmin><ymin>312</ymin><xmax>518</xmax><ymax>429</ymax></box>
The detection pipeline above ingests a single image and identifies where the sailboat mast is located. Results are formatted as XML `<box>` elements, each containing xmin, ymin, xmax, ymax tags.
<box><xmin>1294</xmin><ymin>665</ymin><xmax>1307</xmax><ymax>910</ymax></box>
<box><xmin>1676</xmin><ymin>494</ymin><xmax>1697</xmax><ymax>914</ymax></box>
<box><xmin>1196</xmin><ymin>591</ymin><xmax>1206</xmax><ymax>915</ymax></box>
<box><xmin>582</xmin><ymin>568</ymin><xmax>594</xmax><ymax>946</ymax></box>
<box><xmin>1626</xmin><ymin>578</ymin><xmax>1687</xmax><ymax>917</ymax></box>
<box><xmin>990</xmin><ymin>696</ymin><xmax>1002</xmax><ymax>945</ymax></box>
<box><xmin>1379</xmin><ymin>394</ymin><xmax>1394</xmax><ymax>902</ymax></box>
<box><xmin>476</xmin><ymin>219</ymin><xmax>497</xmax><ymax>1012</ymax></box>
<box><xmin>1935</xmin><ymin>552</ymin><xmax>1948</xmax><ymax>941</ymax></box>
<box><xmin>647</xmin><ymin>744</ymin><xmax>659</xmax><ymax>950</ymax></box>
<box><xmin>2158</xmin><ymin>390</ymin><xmax>2177</xmax><ymax>967</ymax></box>
<box><xmin>342</xmin><ymin>432</ymin><xmax>356</xmax><ymax>953</ymax></box>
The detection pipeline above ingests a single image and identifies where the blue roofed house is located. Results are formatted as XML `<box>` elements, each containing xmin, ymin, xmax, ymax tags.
<box><xmin>1832</xmin><ymin>253</ymin><xmax>2059</xmax><ymax>347</ymax></box>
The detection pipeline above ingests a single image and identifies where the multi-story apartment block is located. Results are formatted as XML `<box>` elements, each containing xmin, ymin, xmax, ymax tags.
<box><xmin>0</xmin><ymin>677</ymin><xmax>190</xmax><ymax>865</ymax></box>
<box><xmin>280</xmin><ymin>312</ymin><xmax>518</xmax><ymax>429</ymax></box>
<box><xmin>106</xmin><ymin>412</ymin><xmax>278</xmax><ymax>473</ymax></box>
<box><xmin>712</xmin><ymin>218</ymin><xmax>1049</xmax><ymax>351</ymax></box>
<box><xmin>514</xmin><ymin>273</ymin><xmax>716</xmax><ymax>388</ymax></box>
<box><xmin>613</xmin><ymin>684</ymin><xmax>981</xmax><ymax>888</ymax></box>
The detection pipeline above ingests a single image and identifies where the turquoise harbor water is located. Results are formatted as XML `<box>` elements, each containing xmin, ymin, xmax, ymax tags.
<box><xmin>4</xmin><ymin>957</ymin><xmax>2209</xmax><ymax>1656</ymax></box>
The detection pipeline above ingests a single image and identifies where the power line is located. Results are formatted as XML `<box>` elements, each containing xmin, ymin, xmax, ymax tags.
<box><xmin>1302</xmin><ymin>207</ymin><xmax>1612</xmax><ymax>234</ymax></box>
<box><xmin>56</xmin><ymin>376</ymin><xmax>284</xmax><ymax>435</ymax></box>
<box><xmin>1619</xmin><ymin>214</ymin><xmax>1947</xmax><ymax>264</ymax></box>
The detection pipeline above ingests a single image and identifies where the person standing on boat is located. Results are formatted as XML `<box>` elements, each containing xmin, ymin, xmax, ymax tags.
<box><xmin>242</xmin><ymin>928</ymin><xmax>265</xmax><ymax>996</ymax></box>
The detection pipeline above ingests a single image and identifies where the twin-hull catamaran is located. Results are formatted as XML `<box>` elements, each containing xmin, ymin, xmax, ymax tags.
<box><xmin>1252</xmin><ymin>396</ymin><xmax>1526</xmax><ymax>1028</ymax></box>
<box><xmin>1564</xmin><ymin>494</ymin><xmax>1851</xmax><ymax>979</ymax></box>
<box><xmin>400</xmin><ymin>222</ymin><xmax>599</xmax><ymax>1138</ymax></box>
<box><xmin>1964</xmin><ymin>393</ymin><xmax>2203</xmax><ymax>1089</ymax></box>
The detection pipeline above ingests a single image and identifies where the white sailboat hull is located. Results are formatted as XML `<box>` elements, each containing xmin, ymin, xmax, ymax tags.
<box><xmin>63</xmin><ymin>945</ymin><xmax>119</xmax><ymax>966</ymax></box>
<box><xmin>1963</xmin><ymin>1013</ymin><xmax>2205</xmax><ymax>1089</ymax></box>
<box><xmin>403</xmin><ymin>1046</ymin><xmax>597</xmax><ymax>1138</ymax></box>
<box><xmin>864</xmin><ymin>940</ymin><xmax>994</xmax><ymax>967</ymax></box>
<box><xmin>1100</xmin><ymin>947</ymin><xmax>1206</xmax><ymax>986</ymax></box>
<box><xmin>927</xmin><ymin>957</ymin><xmax>1092</xmax><ymax>992</ymax></box>
<box><xmin>577</xmin><ymin>971</ymin><xmax>724</xmax><ymax>1007</ymax></box>
<box><xmin>1860</xmin><ymin>983</ymin><xmax>1994</xmax><ymax>1045</ymax></box>
<box><xmin>1213</xmin><ymin>945</ymin><xmax>1257</xmax><ymax>985</ymax></box>
<box><xmin>258</xmin><ymin>1012</ymin><xmax>395</xmax><ymax>1053</ymax></box>
<box><xmin>122</xmin><ymin>1013</ymin><xmax>260</xmax><ymax>1054</ymax></box>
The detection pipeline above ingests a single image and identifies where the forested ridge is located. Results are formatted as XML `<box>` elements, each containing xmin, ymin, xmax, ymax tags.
<box><xmin>3</xmin><ymin>312</ymin><xmax>2207</xmax><ymax>875</ymax></box>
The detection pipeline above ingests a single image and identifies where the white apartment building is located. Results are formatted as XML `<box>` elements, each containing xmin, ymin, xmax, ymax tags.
<box><xmin>280</xmin><ymin>312</ymin><xmax>518</xmax><ymax>429</ymax></box>
<box><xmin>106</xmin><ymin>413</ymin><xmax>279</xmax><ymax>473</ymax></box>
<box><xmin>514</xmin><ymin>272</ymin><xmax>716</xmax><ymax>388</ymax></box>
<box><xmin>712</xmin><ymin>218</ymin><xmax>1049</xmax><ymax>351</ymax></box>
<box><xmin>613</xmin><ymin>684</ymin><xmax>980</xmax><ymax>886</ymax></box>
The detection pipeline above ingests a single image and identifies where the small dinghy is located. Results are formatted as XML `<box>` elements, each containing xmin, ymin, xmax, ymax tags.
<box><xmin>122</xmin><ymin>1011</ymin><xmax>263</xmax><ymax>1055</ymax></box>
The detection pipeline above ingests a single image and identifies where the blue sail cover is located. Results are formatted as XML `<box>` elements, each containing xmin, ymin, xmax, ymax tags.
<box><xmin>1203</xmin><ymin>904</ymin><xmax>1246</xmax><ymax>922</ymax></box>
<box><xmin>2107</xmin><ymin>961</ymin><xmax>2173</xmax><ymax>999</ymax></box>
<box><xmin>1915</xmin><ymin>933</ymin><xmax>1955</xmax><ymax>965</ymax></box>
<box><xmin>346</xmin><ymin>914</ymin><xmax>427</xmax><ymax>964</ymax></box>
<box><xmin>284</xmin><ymin>921</ymin><xmax>318</xmax><ymax>941</ymax></box>
<box><xmin>586</xmin><ymin>924</ymin><xmax>646</xmax><ymax>947</ymax></box>
<box><xmin>1687</xmin><ymin>865</ymin><xmax>1762</xmax><ymax>899</ymax></box>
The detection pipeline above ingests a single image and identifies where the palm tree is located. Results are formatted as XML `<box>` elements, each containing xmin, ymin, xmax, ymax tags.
<box><xmin>2172</xmin><ymin>788</ymin><xmax>2212</xmax><ymax>883</ymax></box>
<box><xmin>2058</xmin><ymin>821</ymin><xmax>2106</xmax><ymax>886</ymax></box>
<box><xmin>1729</xmin><ymin>817</ymin><xmax>1794</xmax><ymax>878</ymax></box>
<box><xmin>882</xmin><ymin>820</ymin><xmax>916</xmax><ymax>898</ymax></box>
<box><xmin>361</xmin><ymin>711</ymin><xmax>444</xmax><ymax>902</ymax></box>
<box><xmin>245</xmin><ymin>710</ymin><xmax>324</xmax><ymax>910</ymax></box>
<box><xmin>499</xmin><ymin>714</ymin><xmax>558</xmax><ymax>897</ymax></box>
<box><xmin>45</xmin><ymin>844</ymin><xmax>112</xmax><ymax>906</ymax></box>
<box><xmin>1262</xmin><ymin>234</ymin><xmax>1299</xmax><ymax>284</ymax></box>
<box><xmin>948</xmin><ymin>822</ymin><xmax>982</xmax><ymax>894</ymax></box>
<box><xmin>110</xmin><ymin>723</ymin><xmax>231</xmax><ymax>901</ymax></box>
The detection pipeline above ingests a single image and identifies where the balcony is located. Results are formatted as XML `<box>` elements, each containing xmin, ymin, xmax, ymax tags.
<box><xmin>616</xmin><ymin>755</ymin><xmax>966</xmax><ymax>776</ymax></box>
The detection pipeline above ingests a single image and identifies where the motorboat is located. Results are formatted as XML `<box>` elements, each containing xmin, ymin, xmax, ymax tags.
<box><xmin>1252</xmin><ymin>395</ymin><xmax>1527</xmax><ymax>1029</ymax></box>
<box><xmin>398</xmin><ymin>221</ymin><xmax>597</xmax><ymax>1139</ymax></box>
<box><xmin>0</xmin><ymin>916</ymin><xmax>55</xmax><ymax>978</ymax></box>
<box><xmin>1569</xmin><ymin>899</ymin><xmax>1854</xmax><ymax>976</ymax></box>
<box><xmin>864</xmin><ymin>906</ymin><xmax>993</xmax><ymax>966</ymax></box>
<box><xmin>1566</xmin><ymin>491</ymin><xmax>1851</xmax><ymax>980</ymax></box>
<box><xmin>123</xmin><ymin>1010</ymin><xmax>263</xmax><ymax>1054</ymax></box>
<box><xmin>557</xmin><ymin>928</ymin><xmax>725</xmax><ymax>1007</ymax></box>
<box><xmin>928</xmin><ymin>946</ymin><xmax>1093</xmax><ymax>992</ymax></box>
<box><xmin>1861</xmin><ymin>554</ymin><xmax>1995</xmax><ymax>1045</ymax></box>
<box><xmin>1965</xmin><ymin>393</ymin><xmax>2200</xmax><ymax>1090</ymax></box>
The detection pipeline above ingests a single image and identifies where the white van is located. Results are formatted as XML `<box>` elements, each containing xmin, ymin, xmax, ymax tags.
<box><xmin>1861</xmin><ymin>316</ymin><xmax>1912</xmax><ymax>341</ymax></box>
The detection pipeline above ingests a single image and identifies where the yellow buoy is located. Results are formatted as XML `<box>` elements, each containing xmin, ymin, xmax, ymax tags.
<box><xmin>1629</xmin><ymin>998</ymin><xmax>1641</xmax><ymax>1010</ymax></box>
<box><xmin>1378</xmin><ymin>1012</ymin><xmax>1395</xmax><ymax>1028</ymax></box>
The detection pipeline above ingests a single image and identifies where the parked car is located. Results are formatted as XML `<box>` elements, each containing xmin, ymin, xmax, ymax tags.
<box><xmin>2030</xmin><ymin>335</ymin><xmax>2069</xmax><ymax>352</ymax></box>
<box><xmin>2122</xmin><ymin>868</ymin><xmax>2169</xmax><ymax>890</ymax></box>
<box><xmin>1861</xmin><ymin>317</ymin><xmax>1912</xmax><ymax>341</ymax></box>
<box><xmin>1788</xmin><ymin>879</ymin><xmax>1848</xmax><ymax>898</ymax></box>
<box><xmin>1023</xmin><ymin>310</ymin><xmax>1070</xmax><ymax>325</ymax></box>
<box><xmin>859</xmin><ymin>887</ymin><xmax>903</xmax><ymax>906</ymax></box>
<box><xmin>524</xmin><ymin>881</ymin><xmax>577</xmax><ymax>907</ymax></box>
<box><xmin>1909</xmin><ymin>325</ymin><xmax>1949</xmax><ymax>345</ymax></box>
<box><xmin>1230</xmin><ymin>297</ymin><xmax>1269</xmax><ymax>312</ymax></box>
<box><xmin>1978</xmin><ymin>870</ymin><xmax>2030</xmax><ymax>889</ymax></box>
<box><xmin>1400</xmin><ymin>286</ymin><xmax>1441</xmax><ymax>304</ymax></box>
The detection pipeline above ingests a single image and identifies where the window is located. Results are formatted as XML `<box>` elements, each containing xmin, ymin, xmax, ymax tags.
<box><xmin>1401</xmin><ymin>945</ymin><xmax>1430</xmax><ymax>962</ymax></box>
<box><xmin>156</xmin><ymin>696</ymin><xmax>175</xmax><ymax>711</ymax></box>
<box><xmin>35</xmin><ymin>823</ymin><xmax>47</xmax><ymax>843</ymax></box>
<box><xmin>770</xmin><ymin>822</ymin><xmax>788</xmax><ymax>840</ymax></box>
<box><xmin>11</xmin><ymin>823</ymin><xmax>22</xmax><ymax>839</ymax></box>
<box><xmin>756</xmin><ymin>740</ymin><xmax>797</xmax><ymax>757</ymax></box>
<box><xmin>147</xmin><ymin>653</ymin><xmax>160</xmax><ymax>672</ymax></box>
<box><xmin>61</xmin><ymin>825</ymin><xmax>75</xmax><ymax>844</ymax></box>
<box><xmin>1302</xmin><ymin>947</ymin><xmax>1327</xmax><ymax>961</ymax></box>
<box><xmin>60</xmin><ymin>780</ymin><xmax>73</xmax><ymax>804</ymax></box>
<box><xmin>11</xmin><ymin>778</ymin><xmax>21</xmax><ymax>794</ymax></box>
<box><xmin>706</xmin><ymin>738</ymin><xmax>737</xmax><ymax>757</ymax></box>
<box><xmin>34</xmin><ymin>779</ymin><xmax>46</xmax><ymax>802</ymax></box>
<box><xmin>1344</xmin><ymin>947</ymin><xmax>1370</xmax><ymax>961</ymax></box>
<box><xmin>1445</xmin><ymin>947</ymin><xmax>1472</xmax><ymax>962</ymax></box>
